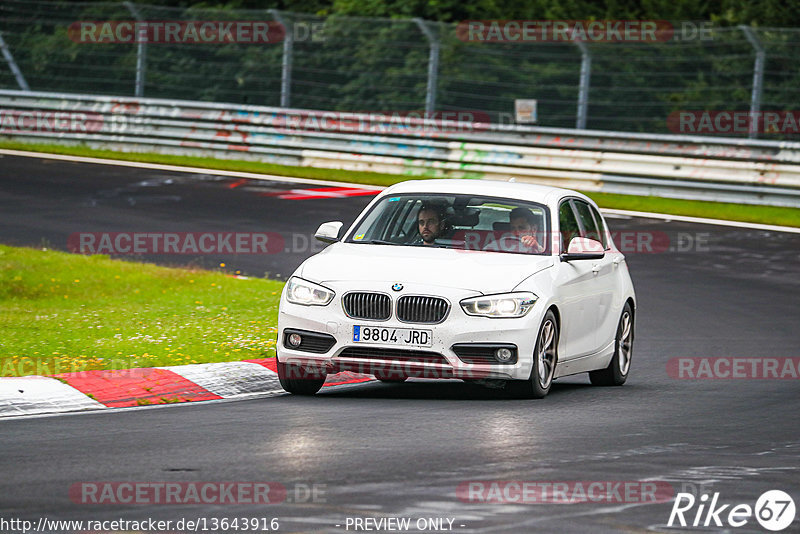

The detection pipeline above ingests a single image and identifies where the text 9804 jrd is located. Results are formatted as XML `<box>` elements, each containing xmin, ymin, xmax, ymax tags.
<box><xmin>353</xmin><ymin>326</ymin><xmax>432</xmax><ymax>347</ymax></box>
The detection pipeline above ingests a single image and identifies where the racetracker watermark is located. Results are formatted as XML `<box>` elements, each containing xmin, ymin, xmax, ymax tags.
<box><xmin>66</xmin><ymin>20</ymin><xmax>330</xmax><ymax>44</ymax></box>
<box><xmin>667</xmin><ymin>357</ymin><xmax>800</xmax><ymax>380</ymax></box>
<box><xmin>280</xmin><ymin>358</ymin><xmax>493</xmax><ymax>380</ymax></box>
<box><xmin>456</xmin><ymin>481</ymin><xmax>675</xmax><ymax>504</ymax></box>
<box><xmin>1</xmin><ymin>357</ymin><xmax>103</xmax><ymax>378</ymax></box>
<box><xmin>68</xmin><ymin>232</ymin><xmax>284</xmax><ymax>255</ymax></box>
<box><xmin>668</xmin><ymin>111</ymin><xmax>800</xmax><ymax>135</ymax></box>
<box><xmin>450</xmin><ymin>230</ymin><xmax>709</xmax><ymax>254</ymax></box>
<box><xmin>67</xmin><ymin>230</ymin><xmax>710</xmax><ymax>256</ymax></box>
<box><xmin>0</xmin><ymin>110</ymin><xmax>103</xmax><ymax>133</ymax></box>
<box><xmin>69</xmin><ymin>482</ymin><xmax>325</xmax><ymax>505</ymax></box>
<box><xmin>267</xmin><ymin>110</ymin><xmax>495</xmax><ymax>135</ymax></box>
<box><xmin>456</xmin><ymin>20</ymin><xmax>712</xmax><ymax>43</ymax></box>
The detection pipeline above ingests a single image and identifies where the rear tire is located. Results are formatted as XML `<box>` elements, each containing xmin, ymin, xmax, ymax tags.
<box><xmin>277</xmin><ymin>359</ymin><xmax>326</xmax><ymax>395</ymax></box>
<box><xmin>589</xmin><ymin>302</ymin><xmax>633</xmax><ymax>387</ymax></box>
<box><xmin>506</xmin><ymin>310</ymin><xmax>558</xmax><ymax>399</ymax></box>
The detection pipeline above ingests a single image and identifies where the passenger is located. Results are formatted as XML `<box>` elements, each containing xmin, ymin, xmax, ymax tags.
<box><xmin>509</xmin><ymin>207</ymin><xmax>544</xmax><ymax>253</ymax></box>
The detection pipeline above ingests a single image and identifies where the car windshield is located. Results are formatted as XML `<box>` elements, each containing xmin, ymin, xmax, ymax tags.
<box><xmin>345</xmin><ymin>193</ymin><xmax>550</xmax><ymax>255</ymax></box>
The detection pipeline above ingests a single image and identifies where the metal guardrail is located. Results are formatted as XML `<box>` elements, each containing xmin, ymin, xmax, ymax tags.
<box><xmin>1</xmin><ymin>89</ymin><xmax>800</xmax><ymax>207</ymax></box>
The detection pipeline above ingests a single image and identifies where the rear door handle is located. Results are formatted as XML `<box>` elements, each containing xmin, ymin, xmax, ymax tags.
<box><xmin>592</xmin><ymin>263</ymin><xmax>601</xmax><ymax>274</ymax></box>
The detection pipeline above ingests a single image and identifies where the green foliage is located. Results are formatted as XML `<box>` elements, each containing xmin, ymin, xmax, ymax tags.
<box><xmin>1</xmin><ymin>1</ymin><xmax>798</xmax><ymax>134</ymax></box>
<box><xmin>0</xmin><ymin>243</ymin><xmax>284</xmax><ymax>376</ymax></box>
<box><xmin>329</xmin><ymin>0</ymin><xmax>800</xmax><ymax>25</ymax></box>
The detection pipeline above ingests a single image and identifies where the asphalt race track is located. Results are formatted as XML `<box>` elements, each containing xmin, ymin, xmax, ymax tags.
<box><xmin>1</xmin><ymin>153</ymin><xmax>799</xmax><ymax>533</ymax></box>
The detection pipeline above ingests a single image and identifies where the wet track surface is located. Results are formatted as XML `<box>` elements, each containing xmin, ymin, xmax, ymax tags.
<box><xmin>1</xmin><ymin>153</ymin><xmax>799</xmax><ymax>533</ymax></box>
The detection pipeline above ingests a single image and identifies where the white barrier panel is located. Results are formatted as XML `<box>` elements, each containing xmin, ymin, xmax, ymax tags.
<box><xmin>1</xmin><ymin>89</ymin><xmax>799</xmax><ymax>207</ymax></box>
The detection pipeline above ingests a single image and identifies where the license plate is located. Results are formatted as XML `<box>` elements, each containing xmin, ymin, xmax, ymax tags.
<box><xmin>353</xmin><ymin>325</ymin><xmax>432</xmax><ymax>347</ymax></box>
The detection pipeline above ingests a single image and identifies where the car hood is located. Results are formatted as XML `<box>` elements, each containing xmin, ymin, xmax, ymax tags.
<box><xmin>298</xmin><ymin>243</ymin><xmax>554</xmax><ymax>293</ymax></box>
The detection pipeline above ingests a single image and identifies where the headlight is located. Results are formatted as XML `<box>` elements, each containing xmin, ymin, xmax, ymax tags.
<box><xmin>460</xmin><ymin>292</ymin><xmax>537</xmax><ymax>318</ymax></box>
<box><xmin>285</xmin><ymin>277</ymin><xmax>335</xmax><ymax>306</ymax></box>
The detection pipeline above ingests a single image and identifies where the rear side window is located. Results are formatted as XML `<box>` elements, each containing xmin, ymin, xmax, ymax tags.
<box><xmin>559</xmin><ymin>201</ymin><xmax>580</xmax><ymax>252</ymax></box>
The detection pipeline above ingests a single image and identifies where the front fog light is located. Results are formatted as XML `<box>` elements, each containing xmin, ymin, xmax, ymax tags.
<box><xmin>288</xmin><ymin>333</ymin><xmax>302</xmax><ymax>347</ymax></box>
<box><xmin>495</xmin><ymin>348</ymin><xmax>513</xmax><ymax>362</ymax></box>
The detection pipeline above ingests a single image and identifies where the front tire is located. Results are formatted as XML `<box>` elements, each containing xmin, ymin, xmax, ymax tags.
<box><xmin>589</xmin><ymin>302</ymin><xmax>633</xmax><ymax>386</ymax></box>
<box><xmin>506</xmin><ymin>310</ymin><xmax>558</xmax><ymax>399</ymax></box>
<box><xmin>277</xmin><ymin>359</ymin><xmax>326</xmax><ymax>395</ymax></box>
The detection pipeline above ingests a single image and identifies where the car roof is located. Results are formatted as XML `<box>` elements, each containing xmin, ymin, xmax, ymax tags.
<box><xmin>381</xmin><ymin>179</ymin><xmax>590</xmax><ymax>206</ymax></box>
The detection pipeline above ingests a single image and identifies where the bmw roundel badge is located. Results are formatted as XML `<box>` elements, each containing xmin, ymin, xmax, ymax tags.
<box><xmin>392</xmin><ymin>283</ymin><xmax>403</xmax><ymax>292</ymax></box>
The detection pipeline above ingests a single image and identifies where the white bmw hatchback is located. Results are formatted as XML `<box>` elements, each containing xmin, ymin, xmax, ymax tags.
<box><xmin>276</xmin><ymin>179</ymin><xmax>635</xmax><ymax>398</ymax></box>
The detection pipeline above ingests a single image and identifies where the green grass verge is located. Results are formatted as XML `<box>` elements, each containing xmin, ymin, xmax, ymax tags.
<box><xmin>1</xmin><ymin>140</ymin><xmax>798</xmax><ymax>227</ymax></box>
<box><xmin>584</xmin><ymin>192</ymin><xmax>800</xmax><ymax>228</ymax></box>
<box><xmin>0</xmin><ymin>244</ymin><xmax>282</xmax><ymax>377</ymax></box>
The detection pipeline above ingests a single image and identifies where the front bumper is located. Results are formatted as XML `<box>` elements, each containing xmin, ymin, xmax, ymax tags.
<box><xmin>277</xmin><ymin>282</ymin><xmax>543</xmax><ymax>381</ymax></box>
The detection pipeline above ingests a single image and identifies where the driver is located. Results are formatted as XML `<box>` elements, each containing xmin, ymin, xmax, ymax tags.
<box><xmin>415</xmin><ymin>202</ymin><xmax>449</xmax><ymax>245</ymax></box>
<box><xmin>509</xmin><ymin>207</ymin><xmax>544</xmax><ymax>253</ymax></box>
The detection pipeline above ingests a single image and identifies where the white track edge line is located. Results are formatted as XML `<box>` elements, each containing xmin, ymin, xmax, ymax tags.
<box><xmin>0</xmin><ymin>148</ymin><xmax>385</xmax><ymax>190</ymax></box>
<box><xmin>1</xmin><ymin>148</ymin><xmax>797</xmax><ymax>233</ymax></box>
<box><xmin>601</xmin><ymin>208</ymin><xmax>800</xmax><ymax>233</ymax></box>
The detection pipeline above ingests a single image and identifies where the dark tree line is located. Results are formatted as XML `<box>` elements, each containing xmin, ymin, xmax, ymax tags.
<box><xmin>2</xmin><ymin>0</ymin><xmax>798</xmax><ymax>135</ymax></box>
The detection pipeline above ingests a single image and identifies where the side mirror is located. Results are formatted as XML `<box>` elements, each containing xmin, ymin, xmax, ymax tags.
<box><xmin>314</xmin><ymin>221</ymin><xmax>344</xmax><ymax>244</ymax></box>
<box><xmin>560</xmin><ymin>236</ymin><xmax>605</xmax><ymax>261</ymax></box>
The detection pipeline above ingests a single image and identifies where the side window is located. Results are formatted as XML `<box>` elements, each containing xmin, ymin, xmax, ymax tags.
<box><xmin>573</xmin><ymin>200</ymin><xmax>601</xmax><ymax>245</ymax></box>
<box><xmin>588</xmin><ymin>204</ymin><xmax>608</xmax><ymax>249</ymax></box>
<box><xmin>558</xmin><ymin>201</ymin><xmax>580</xmax><ymax>252</ymax></box>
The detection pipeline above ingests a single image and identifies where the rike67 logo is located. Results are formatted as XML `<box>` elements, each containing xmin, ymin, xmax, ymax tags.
<box><xmin>668</xmin><ymin>490</ymin><xmax>796</xmax><ymax>531</ymax></box>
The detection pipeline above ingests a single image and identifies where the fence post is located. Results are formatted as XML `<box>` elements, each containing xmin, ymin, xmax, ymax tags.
<box><xmin>270</xmin><ymin>10</ymin><xmax>293</xmax><ymax>108</ymax></box>
<box><xmin>123</xmin><ymin>2</ymin><xmax>147</xmax><ymax>97</ymax></box>
<box><xmin>413</xmin><ymin>18</ymin><xmax>439</xmax><ymax>115</ymax></box>
<box><xmin>574</xmin><ymin>38</ymin><xmax>591</xmax><ymax>130</ymax></box>
<box><xmin>0</xmin><ymin>32</ymin><xmax>30</xmax><ymax>91</ymax></box>
<box><xmin>740</xmin><ymin>25</ymin><xmax>765</xmax><ymax>140</ymax></box>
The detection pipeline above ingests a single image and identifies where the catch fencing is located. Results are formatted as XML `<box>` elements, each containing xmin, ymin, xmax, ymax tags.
<box><xmin>1</xmin><ymin>1</ymin><xmax>799</xmax><ymax>138</ymax></box>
